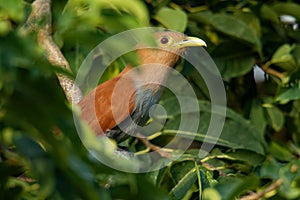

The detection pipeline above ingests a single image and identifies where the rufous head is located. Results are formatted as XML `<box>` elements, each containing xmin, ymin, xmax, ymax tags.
<box><xmin>137</xmin><ymin>30</ymin><xmax>207</xmax><ymax>67</ymax></box>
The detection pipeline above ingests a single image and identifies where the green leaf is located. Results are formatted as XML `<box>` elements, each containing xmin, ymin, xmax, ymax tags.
<box><xmin>234</xmin><ymin>11</ymin><xmax>261</xmax><ymax>37</ymax></box>
<box><xmin>265</xmin><ymin>106</ymin><xmax>285</xmax><ymax>131</ymax></box>
<box><xmin>260</xmin><ymin>4</ymin><xmax>280</xmax><ymax>24</ymax></box>
<box><xmin>214</xmin><ymin>175</ymin><xmax>260</xmax><ymax>200</ymax></box>
<box><xmin>268</xmin><ymin>141</ymin><xmax>294</xmax><ymax>162</ymax></box>
<box><xmin>212</xmin><ymin>41</ymin><xmax>256</xmax><ymax>78</ymax></box>
<box><xmin>153</xmin><ymin>7</ymin><xmax>187</xmax><ymax>32</ymax></box>
<box><xmin>0</xmin><ymin>178</ymin><xmax>29</xmax><ymax>199</ymax></box>
<box><xmin>275</xmin><ymin>83</ymin><xmax>300</xmax><ymax>104</ymax></box>
<box><xmin>260</xmin><ymin>159</ymin><xmax>300</xmax><ymax>199</ymax></box>
<box><xmin>63</xmin><ymin>0</ymin><xmax>149</xmax><ymax>32</ymax></box>
<box><xmin>260</xmin><ymin>157</ymin><xmax>281</xmax><ymax>180</ymax></box>
<box><xmin>160</xmin><ymin>97</ymin><xmax>265</xmax><ymax>155</ymax></box>
<box><xmin>203</xmin><ymin>188</ymin><xmax>222</xmax><ymax>200</ymax></box>
<box><xmin>169</xmin><ymin>167</ymin><xmax>197</xmax><ymax>199</ymax></box>
<box><xmin>278</xmin><ymin>160</ymin><xmax>300</xmax><ymax>199</ymax></box>
<box><xmin>14</xmin><ymin>136</ymin><xmax>55</xmax><ymax>199</ymax></box>
<box><xmin>0</xmin><ymin>20</ymin><xmax>11</xmax><ymax>36</ymax></box>
<box><xmin>188</xmin><ymin>11</ymin><xmax>214</xmax><ymax>25</ymax></box>
<box><xmin>268</xmin><ymin>44</ymin><xmax>297</xmax><ymax>71</ymax></box>
<box><xmin>170</xmin><ymin>161</ymin><xmax>195</xmax><ymax>182</ymax></box>
<box><xmin>107</xmin><ymin>174</ymin><xmax>169</xmax><ymax>200</ymax></box>
<box><xmin>195</xmin><ymin>162</ymin><xmax>202</xmax><ymax>199</ymax></box>
<box><xmin>292</xmin><ymin>44</ymin><xmax>300</xmax><ymax>65</ymax></box>
<box><xmin>226</xmin><ymin>150</ymin><xmax>265</xmax><ymax>167</ymax></box>
<box><xmin>271</xmin><ymin>2</ymin><xmax>300</xmax><ymax>22</ymax></box>
<box><xmin>0</xmin><ymin>0</ymin><xmax>24</xmax><ymax>22</ymax></box>
<box><xmin>249</xmin><ymin>100</ymin><xmax>267</xmax><ymax>140</ymax></box>
<box><xmin>208</xmin><ymin>13</ymin><xmax>261</xmax><ymax>53</ymax></box>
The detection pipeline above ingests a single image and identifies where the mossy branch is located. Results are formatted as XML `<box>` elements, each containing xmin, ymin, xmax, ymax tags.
<box><xmin>22</xmin><ymin>0</ymin><xmax>82</xmax><ymax>103</ymax></box>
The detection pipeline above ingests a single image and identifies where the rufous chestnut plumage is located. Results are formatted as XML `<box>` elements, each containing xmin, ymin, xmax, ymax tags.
<box><xmin>78</xmin><ymin>31</ymin><xmax>206</xmax><ymax>143</ymax></box>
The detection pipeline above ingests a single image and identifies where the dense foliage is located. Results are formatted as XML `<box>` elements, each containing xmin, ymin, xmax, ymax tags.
<box><xmin>1</xmin><ymin>0</ymin><xmax>300</xmax><ymax>199</ymax></box>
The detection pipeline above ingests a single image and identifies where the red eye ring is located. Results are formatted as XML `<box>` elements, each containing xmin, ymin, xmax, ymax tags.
<box><xmin>160</xmin><ymin>36</ymin><xmax>169</xmax><ymax>44</ymax></box>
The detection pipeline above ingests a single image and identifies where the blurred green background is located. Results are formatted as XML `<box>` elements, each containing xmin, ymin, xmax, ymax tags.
<box><xmin>1</xmin><ymin>0</ymin><xmax>300</xmax><ymax>199</ymax></box>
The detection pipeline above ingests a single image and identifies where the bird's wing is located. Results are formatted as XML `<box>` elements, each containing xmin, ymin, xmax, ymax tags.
<box><xmin>78</xmin><ymin>65</ymin><xmax>136</xmax><ymax>135</ymax></box>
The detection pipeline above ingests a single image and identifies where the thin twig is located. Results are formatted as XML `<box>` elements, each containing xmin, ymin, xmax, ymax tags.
<box><xmin>263</xmin><ymin>68</ymin><xmax>284</xmax><ymax>80</ymax></box>
<box><xmin>258</xmin><ymin>63</ymin><xmax>284</xmax><ymax>80</ymax></box>
<box><xmin>239</xmin><ymin>179</ymin><xmax>283</xmax><ymax>200</ymax></box>
<box><xmin>201</xmin><ymin>162</ymin><xmax>227</xmax><ymax>176</ymax></box>
<box><xmin>135</xmin><ymin>133</ymin><xmax>172</xmax><ymax>158</ymax></box>
<box><xmin>21</xmin><ymin>0</ymin><xmax>82</xmax><ymax>103</ymax></box>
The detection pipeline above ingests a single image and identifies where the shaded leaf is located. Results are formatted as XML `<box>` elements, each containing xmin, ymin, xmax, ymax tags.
<box><xmin>265</xmin><ymin>106</ymin><xmax>285</xmax><ymax>131</ymax></box>
<box><xmin>275</xmin><ymin>83</ymin><xmax>300</xmax><ymax>103</ymax></box>
<box><xmin>260</xmin><ymin>4</ymin><xmax>280</xmax><ymax>24</ymax></box>
<box><xmin>234</xmin><ymin>11</ymin><xmax>261</xmax><ymax>37</ymax></box>
<box><xmin>214</xmin><ymin>175</ymin><xmax>260</xmax><ymax>200</ymax></box>
<box><xmin>209</xmin><ymin>13</ymin><xmax>261</xmax><ymax>53</ymax></box>
<box><xmin>249</xmin><ymin>100</ymin><xmax>268</xmax><ymax>139</ymax></box>
<box><xmin>268</xmin><ymin>141</ymin><xmax>294</xmax><ymax>162</ymax></box>
<box><xmin>271</xmin><ymin>2</ymin><xmax>300</xmax><ymax>22</ymax></box>
<box><xmin>169</xmin><ymin>167</ymin><xmax>197</xmax><ymax>199</ymax></box>
<box><xmin>259</xmin><ymin>157</ymin><xmax>281</xmax><ymax>180</ymax></box>
<box><xmin>160</xmin><ymin>97</ymin><xmax>265</xmax><ymax>155</ymax></box>
<box><xmin>278</xmin><ymin>160</ymin><xmax>300</xmax><ymax>199</ymax></box>
<box><xmin>212</xmin><ymin>41</ymin><xmax>256</xmax><ymax>78</ymax></box>
<box><xmin>225</xmin><ymin>150</ymin><xmax>265</xmax><ymax>167</ymax></box>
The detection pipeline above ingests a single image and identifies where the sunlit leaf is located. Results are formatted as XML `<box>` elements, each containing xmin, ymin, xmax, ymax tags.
<box><xmin>63</xmin><ymin>0</ymin><xmax>149</xmax><ymax>33</ymax></box>
<box><xmin>153</xmin><ymin>7</ymin><xmax>187</xmax><ymax>32</ymax></box>
<box><xmin>0</xmin><ymin>20</ymin><xmax>11</xmax><ymax>36</ymax></box>
<box><xmin>0</xmin><ymin>0</ymin><xmax>24</xmax><ymax>22</ymax></box>
<box><xmin>268</xmin><ymin>44</ymin><xmax>297</xmax><ymax>71</ymax></box>
<box><xmin>203</xmin><ymin>188</ymin><xmax>221</xmax><ymax>200</ymax></box>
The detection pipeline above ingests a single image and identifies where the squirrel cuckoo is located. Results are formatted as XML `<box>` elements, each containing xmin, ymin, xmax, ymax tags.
<box><xmin>78</xmin><ymin>31</ymin><xmax>206</xmax><ymax>143</ymax></box>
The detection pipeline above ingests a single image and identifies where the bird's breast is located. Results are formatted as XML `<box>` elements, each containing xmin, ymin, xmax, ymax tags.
<box><xmin>105</xmin><ymin>85</ymin><xmax>163</xmax><ymax>142</ymax></box>
<box><xmin>132</xmin><ymin>85</ymin><xmax>163</xmax><ymax>125</ymax></box>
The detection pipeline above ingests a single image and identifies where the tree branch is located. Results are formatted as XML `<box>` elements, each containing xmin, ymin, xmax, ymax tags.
<box><xmin>22</xmin><ymin>0</ymin><xmax>82</xmax><ymax>103</ymax></box>
<box><xmin>258</xmin><ymin>63</ymin><xmax>284</xmax><ymax>80</ymax></box>
<box><xmin>135</xmin><ymin>133</ymin><xmax>172</xmax><ymax>158</ymax></box>
<box><xmin>239</xmin><ymin>179</ymin><xmax>283</xmax><ymax>200</ymax></box>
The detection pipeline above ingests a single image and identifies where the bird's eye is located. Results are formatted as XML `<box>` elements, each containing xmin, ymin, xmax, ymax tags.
<box><xmin>160</xmin><ymin>36</ymin><xmax>170</xmax><ymax>44</ymax></box>
<box><xmin>156</xmin><ymin>35</ymin><xmax>174</xmax><ymax>47</ymax></box>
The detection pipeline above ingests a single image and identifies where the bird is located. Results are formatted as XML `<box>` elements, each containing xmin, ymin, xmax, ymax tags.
<box><xmin>78</xmin><ymin>30</ymin><xmax>206</xmax><ymax>144</ymax></box>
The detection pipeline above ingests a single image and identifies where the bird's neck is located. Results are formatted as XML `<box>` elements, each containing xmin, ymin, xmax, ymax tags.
<box><xmin>131</xmin><ymin>64</ymin><xmax>171</xmax><ymax>93</ymax></box>
<box><xmin>133</xmin><ymin>48</ymin><xmax>179</xmax><ymax>91</ymax></box>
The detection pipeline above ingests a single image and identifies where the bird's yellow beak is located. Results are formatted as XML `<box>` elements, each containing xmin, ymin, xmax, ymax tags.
<box><xmin>175</xmin><ymin>36</ymin><xmax>207</xmax><ymax>48</ymax></box>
